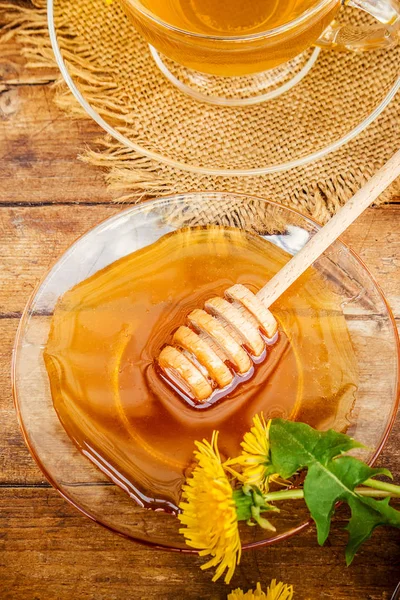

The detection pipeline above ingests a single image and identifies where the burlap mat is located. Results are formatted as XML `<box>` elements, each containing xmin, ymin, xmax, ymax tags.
<box><xmin>1</xmin><ymin>0</ymin><xmax>399</xmax><ymax>222</ymax></box>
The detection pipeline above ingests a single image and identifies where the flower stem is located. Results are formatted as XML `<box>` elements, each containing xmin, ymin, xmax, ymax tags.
<box><xmin>362</xmin><ymin>478</ymin><xmax>400</xmax><ymax>496</ymax></box>
<box><xmin>262</xmin><ymin>484</ymin><xmax>400</xmax><ymax>504</ymax></box>
<box><xmin>354</xmin><ymin>488</ymin><xmax>394</xmax><ymax>497</ymax></box>
<box><xmin>263</xmin><ymin>489</ymin><xmax>304</xmax><ymax>502</ymax></box>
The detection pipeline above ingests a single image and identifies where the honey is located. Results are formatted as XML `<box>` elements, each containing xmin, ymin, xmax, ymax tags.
<box><xmin>44</xmin><ymin>227</ymin><xmax>358</xmax><ymax>512</ymax></box>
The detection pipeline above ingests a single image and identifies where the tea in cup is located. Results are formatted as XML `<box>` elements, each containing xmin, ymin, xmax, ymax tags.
<box><xmin>119</xmin><ymin>0</ymin><xmax>400</xmax><ymax>105</ymax></box>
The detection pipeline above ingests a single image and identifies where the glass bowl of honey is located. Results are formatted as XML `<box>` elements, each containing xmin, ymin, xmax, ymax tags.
<box><xmin>13</xmin><ymin>192</ymin><xmax>400</xmax><ymax>551</ymax></box>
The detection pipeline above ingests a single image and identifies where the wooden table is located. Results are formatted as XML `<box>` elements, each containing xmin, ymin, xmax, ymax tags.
<box><xmin>1</xmin><ymin>22</ymin><xmax>400</xmax><ymax>600</ymax></box>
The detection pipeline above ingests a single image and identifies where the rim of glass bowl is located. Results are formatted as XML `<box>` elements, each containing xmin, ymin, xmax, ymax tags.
<box><xmin>47</xmin><ymin>0</ymin><xmax>400</xmax><ymax>177</ymax></box>
<box><xmin>12</xmin><ymin>193</ymin><xmax>400</xmax><ymax>552</ymax></box>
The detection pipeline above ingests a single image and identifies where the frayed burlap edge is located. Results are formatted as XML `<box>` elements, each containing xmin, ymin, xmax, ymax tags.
<box><xmin>1</xmin><ymin>0</ymin><xmax>399</xmax><ymax>215</ymax></box>
<box><xmin>0</xmin><ymin>0</ymin><xmax>171</xmax><ymax>200</ymax></box>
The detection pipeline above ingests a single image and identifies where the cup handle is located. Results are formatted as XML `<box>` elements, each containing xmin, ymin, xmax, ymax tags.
<box><xmin>316</xmin><ymin>0</ymin><xmax>400</xmax><ymax>50</ymax></box>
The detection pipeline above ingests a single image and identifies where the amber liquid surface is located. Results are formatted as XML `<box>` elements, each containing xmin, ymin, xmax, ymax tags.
<box><xmin>140</xmin><ymin>0</ymin><xmax>318</xmax><ymax>36</ymax></box>
<box><xmin>45</xmin><ymin>227</ymin><xmax>358</xmax><ymax>511</ymax></box>
<box><xmin>122</xmin><ymin>0</ymin><xmax>339</xmax><ymax>75</ymax></box>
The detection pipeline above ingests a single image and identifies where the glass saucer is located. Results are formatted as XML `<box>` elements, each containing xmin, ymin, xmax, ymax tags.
<box><xmin>13</xmin><ymin>193</ymin><xmax>400</xmax><ymax>550</ymax></box>
<box><xmin>47</xmin><ymin>0</ymin><xmax>400</xmax><ymax>175</ymax></box>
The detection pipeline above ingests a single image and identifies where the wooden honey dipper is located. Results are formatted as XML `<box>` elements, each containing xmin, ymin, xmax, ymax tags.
<box><xmin>159</xmin><ymin>151</ymin><xmax>400</xmax><ymax>403</ymax></box>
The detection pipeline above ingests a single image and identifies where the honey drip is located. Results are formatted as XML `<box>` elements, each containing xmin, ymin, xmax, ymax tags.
<box><xmin>44</xmin><ymin>227</ymin><xmax>358</xmax><ymax>512</ymax></box>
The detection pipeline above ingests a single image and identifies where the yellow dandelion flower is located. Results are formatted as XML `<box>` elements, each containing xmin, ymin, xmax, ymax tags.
<box><xmin>228</xmin><ymin>580</ymin><xmax>294</xmax><ymax>600</ymax></box>
<box><xmin>228</xmin><ymin>581</ymin><xmax>266</xmax><ymax>599</ymax></box>
<box><xmin>178</xmin><ymin>431</ymin><xmax>241</xmax><ymax>584</ymax></box>
<box><xmin>235</xmin><ymin>414</ymin><xmax>272</xmax><ymax>492</ymax></box>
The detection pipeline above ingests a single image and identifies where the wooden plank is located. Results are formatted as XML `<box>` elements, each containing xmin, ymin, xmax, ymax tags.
<box><xmin>0</xmin><ymin>205</ymin><xmax>120</xmax><ymax>483</ymax></box>
<box><xmin>341</xmin><ymin>203</ymin><xmax>400</xmax><ymax>297</ymax></box>
<box><xmin>0</xmin><ymin>318</ymin><xmax>47</xmax><ymax>484</ymax></box>
<box><xmin>0</xmin><ymin>15</ymin><xmax>116</xmax><ymax>206</ymax></box>
<box><xmin>0</xmin><ymin>205</ymin><xmax>121</xmax><ymax>315</ymax></box>
<box><xmin>0</xmin><ymin>486</ymin><xmax>398</xmax><ymax>599</ymax></box>
<box><xmin>0</xmin><ymin>84</ymin><xmax>119</xmax><ymax>205</ymax></box>
<box><xmin>1</xmin><ymin>204</ymin><xmax>399</xmax><ymax>316</ymax></box>
<box><xmin>1</xmin><ymin>76</ymin><xmax>399</xmax><ymax>209</ymax></box>
<box><xmin>0</xmin><ymin>38</ymin><xmax>57</xmax><ymax>85</ymax></box>
<box><xmin>0</xmin><ymin>3</ymin><xmax>56</xmax><ymax>85</ymax></box>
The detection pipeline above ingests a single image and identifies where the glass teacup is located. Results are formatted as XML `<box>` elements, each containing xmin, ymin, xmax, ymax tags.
<box><xmin>118</xmin><ymin>0</ymin><xmax>400</xmax><ymax>105</ymax></box>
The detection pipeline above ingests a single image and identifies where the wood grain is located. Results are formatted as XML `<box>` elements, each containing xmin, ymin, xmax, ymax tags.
<box><xmin>0</xmin><ymin>84</ymin><xmax>118</xmax><ymax>205</ymax></box>
<box><xmin>0</xmin><ymin>319</ymin><xmax>44</xmax><ymax>485</ymax></box>
<box><xmin>0</xmin><ymin>205</ymin><xmax>121</xmax><ymax>315</ymax></box>
<box><xmin>1</xmin><ymin>7</ymin><xmax>400</xmax><ymax>599</ymax></box>
<box><xmin>0</xmin><ymin>39</ymin><xmax>57</xmax><ymax>85</ymax></box>
<box><xmin>1</xmin><ymin>204</ymin><xmax>399</xmax><ymax>316</ymax></box>
<box><xmin>0</xmin><ymin>488</ymin><xmax>399</xmax><ymax>600</ymax></box>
